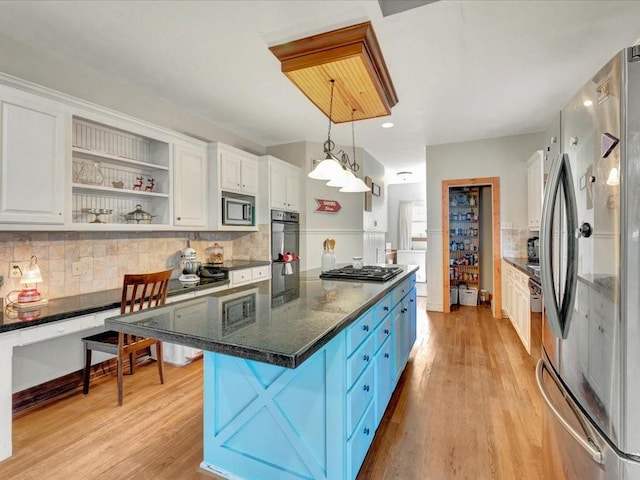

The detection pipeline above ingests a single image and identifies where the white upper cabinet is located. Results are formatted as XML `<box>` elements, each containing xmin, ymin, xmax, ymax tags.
<box><xmin>263</xmin><ymin>156</ymin><xmax>300</xmax><ymax>213</ymax></box>
<box><xmin>219</xmin><ymin>147</ymin><xmax>258</xmax><ymax>195</ymax></box>
<box><xmin>208</xmin><ymin>142</ymin><xmax>259</xmax><ymax>231</ymax></box>
<box><xmin>173</xmin><ymin>142</ymin><xmax>207</xmax><ymax>228</ymax></box>
<box><xmin>0</xmin><ymin>86</ymin><xmax>67</xmax><ymax>225</ymax></box>
<box><xmin>527</xmin><ymin>150</ymin><xmax>544</xmax><ymax>231</ymax></box>
<box><xmin>0</xmin><ymin>75</ymin><xmax>209</xmax><ymax>231</ymax></box>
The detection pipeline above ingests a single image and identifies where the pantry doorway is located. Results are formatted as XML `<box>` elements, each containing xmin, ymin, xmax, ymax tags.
<box><xmin>441</xmin><ymin>177</ymin><xmax>501</xmax><ymax>317</ymax></box>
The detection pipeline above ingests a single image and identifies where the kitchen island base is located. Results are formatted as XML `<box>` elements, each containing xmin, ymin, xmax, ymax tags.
<box><xmin>200</xmin><ymin>275</ymin><xmax>417</xmax><ymax>480</ymax></box>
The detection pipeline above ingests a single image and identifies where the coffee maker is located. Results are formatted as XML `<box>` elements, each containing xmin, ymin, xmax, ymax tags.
<box><xmin>527</xmin><ymin>236</ymin><xmax>540</xmax><ymax>264</ymax></box>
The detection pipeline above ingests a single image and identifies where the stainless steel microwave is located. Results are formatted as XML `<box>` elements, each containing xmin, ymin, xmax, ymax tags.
<box><xmin>222</xmin><ymin>196</ymin><xmax>253</xmax><ymax>226</ymax></box>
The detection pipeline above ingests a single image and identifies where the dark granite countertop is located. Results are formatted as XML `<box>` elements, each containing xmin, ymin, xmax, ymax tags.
<box><xmin>577</xmin><ymin>274</ymin><xmax>618</xmax><ymax>302</ymax></box>
<box><xmin>105</xmin><ymin>265</ymin><xmax>419</xmax><ymax>369</ymax></box>
<box><xmin>0</xmin><ymin>278</ymin><xmax>230</xmax><ymax>334</ymax></box>
<box><xmin>503</xmin><ymin>257</ymin><xmax>541</xmax><ymax>282</ymax></box>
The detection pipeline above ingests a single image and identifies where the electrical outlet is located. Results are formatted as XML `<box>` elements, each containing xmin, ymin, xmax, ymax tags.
<box><xmin>72</xmin><ymin>262</ymin><xmax>82</xmax><ymax>276</ymax></box>
<box><xmin>9</xmin><ymin>262</ymin><xmax>23</xmax><ymax>278</ymax></box>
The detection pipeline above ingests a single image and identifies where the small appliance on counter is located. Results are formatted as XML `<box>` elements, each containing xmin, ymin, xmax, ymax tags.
<box><xmin>198</xmin><ymin>264</ymin><xmax>227</xmax><ymax>280</ymax></box>
<box><xmin>179</xmin><ymin>247</ymin><xmax>200</xmax><ymax>286</ymax></box>
<box><xmin>527</xmin><ymin>236</ymin><xmax>539</xmax><ymax>264</ymax></box>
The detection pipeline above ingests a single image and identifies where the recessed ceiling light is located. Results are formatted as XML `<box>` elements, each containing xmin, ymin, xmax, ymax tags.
<box><xmin>382</xmin><ymin>122</ymin><xmax>394</xmax><ymax>128</ymax></box>
<box><xmin>583</xmin><ymin>100</ymin><xmax>593</xmax><ymax>107</ymax></box>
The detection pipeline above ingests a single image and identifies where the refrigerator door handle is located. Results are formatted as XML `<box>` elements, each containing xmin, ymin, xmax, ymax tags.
<box><xmin>558</xmin><ymin>154</ymin><xmax>579</xmax><ymax>337</ymax></box>
<box><xmin>541</xmin><ymin>152</ymin><xmax>563</xmax><ymax>337</ymax></box>
<box><xmin>540</xmin><ymin>153</ymin><xmax>579</xmax><ymax>339</ymax></box>
<box><xmin>536</xmin><ymin>360</ymin><xmax>605</xmax><ymax>465</ymax></box>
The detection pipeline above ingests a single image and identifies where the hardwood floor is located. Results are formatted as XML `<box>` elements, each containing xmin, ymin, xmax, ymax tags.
<box><xmin>0</xmin><ymin>299</ymin><xmax>543</xmax><ymax>480</ymax></box>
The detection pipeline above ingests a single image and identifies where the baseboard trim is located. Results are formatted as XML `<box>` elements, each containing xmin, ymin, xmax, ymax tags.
<box><xmin>13</xmin><ymin>350</ymin><xmax>151</xmax><ymax>414</ymax></box>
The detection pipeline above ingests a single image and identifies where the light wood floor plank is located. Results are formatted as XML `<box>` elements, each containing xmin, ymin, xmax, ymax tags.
<box><xmin>0</xmin><ymin>299</ymin><xmax>543</xmax><ymax>480</ymax></box>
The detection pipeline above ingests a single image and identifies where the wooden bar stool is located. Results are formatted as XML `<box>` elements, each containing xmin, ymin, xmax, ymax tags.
<box><xmin>82</xmin><ymin>269</ymin><xmax>173</xmax><ymax>406</ymax></box>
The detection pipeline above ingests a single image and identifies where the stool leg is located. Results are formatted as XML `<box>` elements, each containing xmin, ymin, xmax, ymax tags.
<box><xmin>83</xmin><ymin>346</ymin><xmax>92</xmax><ymax>395</ymax></box>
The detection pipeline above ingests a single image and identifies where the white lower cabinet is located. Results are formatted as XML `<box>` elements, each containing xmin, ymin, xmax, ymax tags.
<box><xmin>502</xmin><ymin>260</ymin><xmax>531</xmax><ymax>353</ymax></box>
<box><xmin>230</xmin><ymin>265</ymin><xmax>270</xmax><ymax>287</ymax></box>
<box><xmin>0</xmin><ymin>85</ymin><xmax>67</xmax><ymax>225</ymax></box>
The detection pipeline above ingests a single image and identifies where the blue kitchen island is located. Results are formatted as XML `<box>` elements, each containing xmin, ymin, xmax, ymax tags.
<box><xmin>105</xmin><ymin>266</ymin><xmax>418</xmax><ymax>480</ymax></box>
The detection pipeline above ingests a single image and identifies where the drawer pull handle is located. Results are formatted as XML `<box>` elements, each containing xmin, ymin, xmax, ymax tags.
<box><xmin>362</xmin><ymin>324</ymin><xmax>369</xmax><ymax>332</ymax></box>
<box><xmin>363</xmin><ymin>427</ymin><xmax>370</xmax><ymax>435</ymax></box>
<box><xmin>363</xmin><ymin>354</ymin><xmax>370</xmax><ymax>362</ymax></box>
<box><xmin>383</xmin><ymin>306</ymin><xmax>389</xmax><ymax>311</ymax></box>
<box><xmin>363</xmin><ymin>384</ymin><xmax>370</xmax><ymax>392</ymax></box>
<box><xmin>384</xmin><ymin>353</ymin><xmax>390</xmax><ymax>359</ymax></box>
<box><xmin>383</xmin><ymin>328</ymin><xmax>390</xmax><ymax>334</ymax></box>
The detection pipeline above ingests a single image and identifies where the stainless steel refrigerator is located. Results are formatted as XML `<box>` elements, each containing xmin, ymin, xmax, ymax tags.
<box><xmin>537</xmin><ymin>46</ymin><xmax>640</xmax><ymax>479</ymax></box>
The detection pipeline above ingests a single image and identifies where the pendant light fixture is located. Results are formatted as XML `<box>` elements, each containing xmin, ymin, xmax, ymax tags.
<box><xmin>338</xmin><ymin>110</ymin><xmax>370</xmax><ymax>193</ymax></box>
<box><xmin>308</xmin><ymin>80</ymin><xmax>345</xmax><ymax>181</ymax></box>
<box><xmin>309</xmin><ymin>88</ymin><xmax>370</xmax><ymax>193</ymax></box>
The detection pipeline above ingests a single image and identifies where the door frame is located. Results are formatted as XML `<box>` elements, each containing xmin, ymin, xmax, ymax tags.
<box><xmin>442</xmin><ymin>177</ymin><xmax>502</xmax><ymax>317</ymax></box>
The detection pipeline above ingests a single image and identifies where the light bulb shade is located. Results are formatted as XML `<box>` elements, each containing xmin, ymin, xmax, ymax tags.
<box><xmin>308</xmin><ymin>157</ymin><xmax>345</xmax><ymax>180</ymax></box>
<box><xmin>20</xmin><ymin>263</ymin><xmax>42</xmax><ymax>284</ymax></box>
<box><xmin>326</xmin><ymin>168</ymin><xmax>355</xmax><ymax>187</ymax></box>
<box><xmin>339</xmin><ymin>175</ymin><xmax>370</xmax><ymax>192</ymax></box>
<box><xmin>606</xmin><ymin>167</ymin><xmax>620</xmax><ymax>186</ymax></box>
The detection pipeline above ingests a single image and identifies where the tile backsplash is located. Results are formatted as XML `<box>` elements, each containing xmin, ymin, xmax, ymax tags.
<box><xmin>0</xmin><ymin>226</ymin><xmax>269</xmax><ymax>301</ymax></box>
<box><xmin>501</xmin><ymin>228</ymin><xmax>530</xmax><ymax>258</ymax></box>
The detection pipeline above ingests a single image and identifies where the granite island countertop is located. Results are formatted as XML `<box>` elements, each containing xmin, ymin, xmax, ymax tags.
<box><xmin>105</xmin><ymin>265</ymin><xmax>419</xmax><ymax>368</ymax></box>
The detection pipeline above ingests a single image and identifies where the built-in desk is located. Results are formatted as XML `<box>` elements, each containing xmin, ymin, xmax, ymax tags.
<box><xmin>0</xmin><ymin>277</ymin><xmax>230</xmax><ymax>463</ymax></box>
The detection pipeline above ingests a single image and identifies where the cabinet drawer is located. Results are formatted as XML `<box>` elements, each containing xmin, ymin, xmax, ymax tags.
<box><xmin>374</xmin><ymin>294</ymin><xmax>392</xmax><ymax>326</ymax></box>
<box><xmin>375</xmin><ymin>315</ymin><xmax>392</xmax><ymax>353</ymax></box>
<box><xmin>251</xmin><ymin>265</ymin><xmax>269</xmax><ymax>281</ymax></box>
<box><xmin>231</xmin><ymin>268</ymin><xmax>251</xmax><ymax>285</ymax></box>
<box><xmin>347</xmin><ymin>308</ymin><xmax>375</xmax><ymax>356</ymax></box>
<box><xmin>347</xmin><ymin>401</ymin><xmax>376</xmax><ymax>480</ymax></box>
<box><xmin>18</xmin><ymin>314</ymin><xmax>97</xmax><ymax>346</ymax></box>
<box><xmin>346</xmin><ymin>363</ymin><xmax>375</xmax><ymax>437</ymax></box>
<box><xmin>392</xmin><ymin>279</ymin><xmax>411</xmax><ymax>305</ymax></box>
<box><xmin>347</xmin><ymin>334</ymin><xmax>375</xmax><ymax>388</ymax></box>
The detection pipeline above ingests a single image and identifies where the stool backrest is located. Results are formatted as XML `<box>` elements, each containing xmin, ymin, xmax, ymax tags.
<box><xmin>120</xmin><ymin>269</ymin><xmax>173</xmax><ymax>314</ymax></box>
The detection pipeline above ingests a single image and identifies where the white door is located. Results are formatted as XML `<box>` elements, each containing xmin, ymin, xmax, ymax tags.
<box><xmin>285</xmin><ymin>167</ymin><xmax>300</xmax><ymax>211</ymax></box>
<box><xmin>240</xmin><ymin>158</ymin><xmax>258</xmax><ymax>195</ymax></box>
<box><xmin>270</xmin><ymin>163</ymin><xmax>287</xmax><ymax>209</ymax></box>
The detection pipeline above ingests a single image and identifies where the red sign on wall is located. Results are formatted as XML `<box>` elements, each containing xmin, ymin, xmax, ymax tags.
<box><xmin>315</xmin><ymin>198</ymin><xmax>341</xmax><ymax>213</ymax></box>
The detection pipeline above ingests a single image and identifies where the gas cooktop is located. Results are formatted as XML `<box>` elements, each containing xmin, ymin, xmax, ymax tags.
<box><xmin>319</xmin><ymin>265</ymin><xmax>403</xmax><ymax>282</ymax></box>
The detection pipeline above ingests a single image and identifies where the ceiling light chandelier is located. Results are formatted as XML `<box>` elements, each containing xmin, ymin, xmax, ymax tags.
<box><xmin>308</xmin><ymin>80</ymin><xmax>369</xmax><ymax>193</ymax></box>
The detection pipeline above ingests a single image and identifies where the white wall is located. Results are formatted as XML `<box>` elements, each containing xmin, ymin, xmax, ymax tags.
<box><xmin>425</xmin><ymin>132</ymin><xmax>544</xmax><ymax>312</ymax></box>
<box><xmin>387</xmin><ymin>183</ymin><xmax>426</xmax><ymax>249</ymax></box>
<box><xmin>0</xmin><ymin>32</ymin><xmax>264</xmax><ymax>155</ymax></box>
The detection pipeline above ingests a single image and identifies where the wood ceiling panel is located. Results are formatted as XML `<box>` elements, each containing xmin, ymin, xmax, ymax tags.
<box><xmin>270</xmin><ymin>21</ymin><xmax>398</xmax><ymax>123</ymax></box>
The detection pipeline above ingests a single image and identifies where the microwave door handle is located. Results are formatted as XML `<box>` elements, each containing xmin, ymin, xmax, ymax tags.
<box><xmin>244</xmin><ymin>204</ymin><xmax>251</xmax><ymax>220</ymax></box>
<box><xmin>541</xmin><ymin>153</ymin><xmax>564</xmax><ymax>338</ymax></box>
